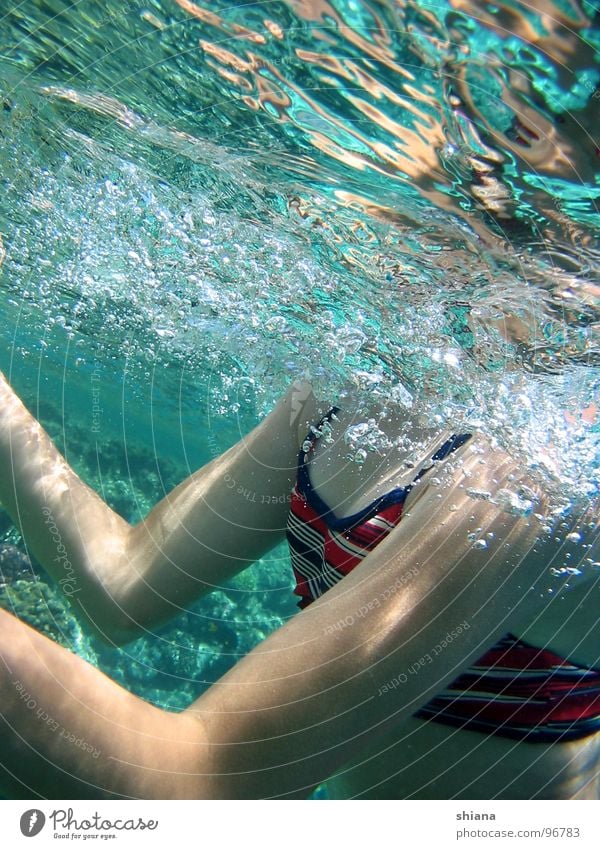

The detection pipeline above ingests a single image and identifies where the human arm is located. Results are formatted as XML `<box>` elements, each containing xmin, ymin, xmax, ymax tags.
<box><xmin>0</xmin><ymin>606</ymin><xmax>197</xmax><ymax>799</ymax></box>
<box><xmin>1</xmin><ymin>432</ymin><xmax>594</xmax><ymax>799</ymax></box>
<box><xmin>0</xmin><ymin>371</ymin><xmax>318</xmax><ymax>643</ymax></box>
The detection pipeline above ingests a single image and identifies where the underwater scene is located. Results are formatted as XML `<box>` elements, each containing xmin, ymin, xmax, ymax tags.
<box><xmin>0</xmin><ymin>0</ymin><xmax>598</xmax><ymax>798</ymax></box>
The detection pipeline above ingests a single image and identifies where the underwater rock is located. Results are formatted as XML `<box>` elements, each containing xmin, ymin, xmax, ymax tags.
<box><xmin>0</xmin><ymin>543</ymin><xmax>96</xmax><ymax>660</ymax></box>
<box><xmin>0</xmin><ymin>543</ymin><xmax>36</xmax><ymax>587</ymax></box>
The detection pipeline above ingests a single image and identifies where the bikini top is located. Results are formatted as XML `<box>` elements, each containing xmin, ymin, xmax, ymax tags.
<box><xmin>286</xmin><ymin>406</ymin><xmax>471</xmax><ymax>608</ymax></box>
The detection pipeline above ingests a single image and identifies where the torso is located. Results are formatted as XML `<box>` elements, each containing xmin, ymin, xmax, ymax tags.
<box><xmin>302</xmin><ymin>403</ymin><xmax>600</xmax><ymax>799</ymax></box>
<box><xmin>326</xmin><ymin>712</ymin><xmax>600</xmax><ymax>799</ymax></box>
<box><xmin>306</xmin><ymin>405</ymin><xmax>452</xmax><ymax>519</ymax></box>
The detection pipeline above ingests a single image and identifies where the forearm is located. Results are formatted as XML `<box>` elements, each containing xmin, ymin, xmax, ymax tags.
<box><xmin>0</xmin><ymin>373</ymin><xmax>131</xmax><ymax>636</ymax></box>
<box><xmin>0</xmin><ymin>608</ymin><xmax>194</xmax><ymax>799</ymax></box>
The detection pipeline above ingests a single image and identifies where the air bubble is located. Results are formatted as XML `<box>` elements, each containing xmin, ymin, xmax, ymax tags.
<box><xmin>466</xmin><ymin>488</ymin><xmax>492</xmax><ymax>501</ymax></box>
<box><xmin>495</xmin><ymin>488</ymin><xmax>534</xmax><ymax>517</ymax></box>
<box><xmin>549</xmin><ymin>565</ymin><xmax>582</xmax><ymax>578</ymax></box>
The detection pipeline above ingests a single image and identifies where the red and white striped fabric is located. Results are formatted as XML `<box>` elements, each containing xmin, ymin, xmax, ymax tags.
<box><xmin>287</xmin><ymin>483</ymin><xmax>404</xmax><ymax>608</ymax></box>
<box><xmin>417</xmin><ymin>634</ymin><xmax>600</xmax><ymax>741</ymax></box>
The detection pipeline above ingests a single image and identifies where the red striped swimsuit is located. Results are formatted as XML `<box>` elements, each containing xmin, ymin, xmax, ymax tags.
<box><xmin>286</xmin><ymin>408</ymin><xmax>600</xmax><ymax>742</ymax></box>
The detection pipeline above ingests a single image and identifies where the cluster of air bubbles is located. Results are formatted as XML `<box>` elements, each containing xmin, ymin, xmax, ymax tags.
<box><xmin>494</xmin><ymin>486</ymin><xmax>537</xmax><ymax>518</ymax></box>
<box><xmin>465</xmin><ymin>488</ymin><xmax>493</xmax><ymax>502</ymax></box>
<box><xmin>470</xmin><ymin>369</ymin><xmax>600</xmax><ymax>508</ymax></box>
<box><xmin>301</xmin><ymin>417</ymin><xmax>336</xmax><ymax>454</ymax></box>
<box><xmin>325</xmin><ymin>325</ymin><xmax>368</xmax><ymax>362</ymax></box>
<box><xmin>0</xmin><ymin>83</ymin><xmax>598</xmax><ymax>518</ymax></box>
<box><xmin>543</xmin><ymin>512</ymin><xmax>599</xmax><ymax>585</ymax></box>
<box><xmin>1</xmin><ymin>91</ymin><xmax>482</xmax><ymax>433</ymax></box>
<box><xmin>549</xmin><ymin>565</ymin><xmax>583</xmax><ymax>578</ymax></box>
<box><xmin>388</xmin><ymin>382</ymin><xmax>414</xmax><ymax>409</ymax></box>
<box><xmin>0</xmin><ymin>107</ymin><xmax>353</xmax><ymax>411</ymax></box>
<box><xmin>467</xmin><ymin>527</ymin><xmax>497</xmax><ymax>550</ymax></box>
<box><xmin>343</xmin><ymin>419</ymin><xmax>394</xmax><ymax>465</ymax></box>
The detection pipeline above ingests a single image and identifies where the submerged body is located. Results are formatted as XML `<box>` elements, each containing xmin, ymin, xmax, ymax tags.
<box><xmin>0</xmin><ymin>373</ymin><xmax>598</xmax><ymax>799</ymax></box>
<box><xmin>290</xmin><ymin>404</ymin><xmax>600</xmax><ymax>799</ymax></box>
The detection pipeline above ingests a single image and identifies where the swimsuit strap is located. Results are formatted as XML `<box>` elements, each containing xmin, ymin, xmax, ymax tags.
<box><xmin>297</xmin><ymin>408</ymin><xmax>471</xmax><ymax>532</ymax></box>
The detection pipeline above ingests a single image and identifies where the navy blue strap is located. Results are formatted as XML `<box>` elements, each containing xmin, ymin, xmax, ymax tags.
<box><xmin>297</xmin><ymin>408</ymin><xmax>471</xmax><ymax>532</ymax></box>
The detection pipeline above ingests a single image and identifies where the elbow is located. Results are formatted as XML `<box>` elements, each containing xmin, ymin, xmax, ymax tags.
<box><xmin>69</xmin><ymin>595</ymin><xmax>145</xmax><ymax>647</ymax></box>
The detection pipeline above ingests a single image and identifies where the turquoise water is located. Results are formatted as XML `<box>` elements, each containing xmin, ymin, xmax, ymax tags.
<box><xmin>0</xmin><ymin>0</ymin><xmax>598</xmax><ymax>769</ymax></box>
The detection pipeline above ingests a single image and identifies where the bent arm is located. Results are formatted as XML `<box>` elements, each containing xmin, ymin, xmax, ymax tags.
<box><xmin>0</xmin><ymin>372</ymin><xmax>318</xmax><ymax>642</ymax></box>
<box><xmin>0</xmin><ymin>607</ymin><xmax>197</xmax><ymax>799</ymax></box>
